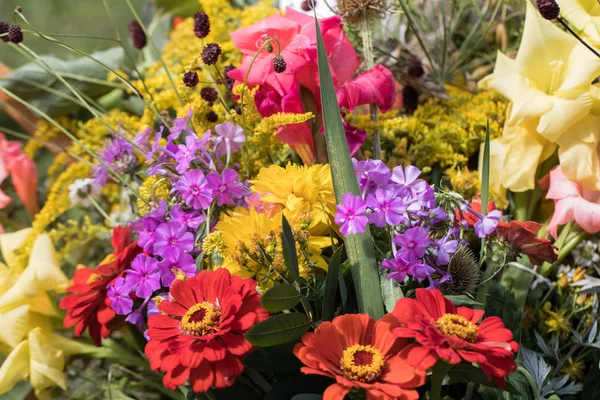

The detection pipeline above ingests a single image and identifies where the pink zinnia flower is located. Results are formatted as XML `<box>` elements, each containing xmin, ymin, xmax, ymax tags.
<box><xmin>545</xmin><ymin>166</ymin><xmax>600</xmax><ymax>238</ymax></box>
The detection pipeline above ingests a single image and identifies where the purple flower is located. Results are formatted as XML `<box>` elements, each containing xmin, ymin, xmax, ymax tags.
<box><xmin>353</xmin><ymin>159</ymin><xmax>391</xmax><ymax>197</ymax></box>
<box><xmin>391</xmin><ymin>165</ymin><xmax>421</xmax><ymax>191</ymax></box>
<box><xmin>168</xmin><ymin>109</ymin><xmax>194</xmax><ymax>142</ymax></box>
<box><xmin>153</xmin><ymin>221</ymin><xmax>195</xmax><ymax>260</ymax></box>
<box><xmin>158</xmin><ymin>253</ymin><xmax>197</xmax><ymax>286</ymax></box>
<box><xmin>174</xmin><ymin>135</ymin><xmax>203</xmax><ymax>174</ymax></box>
<box><xmin>126</xmin><ymin>254</ymin><xmax>162</xmax><ymax>298</ymax></box>
<box><xmin>366</xmin><ymin>188</ymin><xmax>408</xmax><ymax>227</ymax></box>
<box><xmin>175</xmin><ymin>170</ymin><xmax>214</xmax><ymax>210</ymax></box>
<box><xmin>92</xmin><ymin>135</ymin><xmax>137</xmax><ymax>185</ymax></box>
<box><xmin>335</xmin><ymin>193</ymin><xmax>369</xmax><ymax>235</ymax></box>
<box><xmin>107</xmin><ymin>277</ymin><xmax>134</xmax><ymax>315</ymax></box>
<box><xmin>170</xmin><ymin>204</ymin><xmax>206</xmax><ymax>229</ymax></box>
<box><xmin>383</xmin><ymin>257</ymin><xmax>411</xmax><ymax>282</ymax></box>
<box><xmin>146</xmin><ymin>126</ymin><xmax>165</xmax><ymax>163</ymax></box>
<box><xmin>474</xmin><ymin>209</ymin><xmax>502</xmax><ymax>238</ymax></box>
<box><xmin>393</xmin><ymin>226</ymin><xmax>430</xmax><ymax>262</ymax></box>
<box><xmin>125</xmin><ymin>308</ymin><xmax>144</xmax><ymax>327</ymax></box>
<box><xmin>408</xmin><ymin>261</ymin><xmax>436</xmax><ymax>283</ymax></box>
<box><xmin>137</xmin><ymin>216</ymin><xmax>161</xmax><ymax>253</ymax></box>
<box><xmin>133</xmin><ymin>127</ymin><xmax>152</xmax><ymax>150</ymax></box>
<box><xmin>214</xmin><ymin>122</ymin><xmax>245</xmax><ymax>163</ymax></box>
<box><xmin>390</xmin><ymin>165</ymin><xmax>435</xmax><ymax>208</ymax></box>
<box><xmin>431</xmin><ymin>235</ymin><xmax>458</xmax><ymax>265</ymax></box>
<box><xmin>206</xmin><ymin>168</ymin><xmax>246</xmax><ymax>206</ymax></box>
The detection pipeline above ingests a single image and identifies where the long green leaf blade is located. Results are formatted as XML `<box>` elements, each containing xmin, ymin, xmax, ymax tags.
<box><xmin>281</xmin><ymin>215</ymin><xmax>300</xmax><ymax>282</ymax></box>
<box><xmin>322</xmin><ymin>246</ymin><xmax>343</xmax><ymax>321</ymax></box>
<box><xmin>314</xmin><ymin>12</ymin><xmax>385</xmax><ymax>319</ymax></box>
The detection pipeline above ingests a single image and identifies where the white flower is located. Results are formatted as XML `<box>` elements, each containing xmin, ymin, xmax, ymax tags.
<box><xmin>68</xmin><ymin>178</ymin><xmax>100</xmax><ymax>206</ymax></box>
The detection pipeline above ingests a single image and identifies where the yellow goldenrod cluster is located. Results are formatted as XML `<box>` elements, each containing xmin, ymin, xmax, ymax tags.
<box><xmin>136</xmin><ymin>175</ymin><xmax>171</xmax><ymax>215</ymax></box>
<box><xmin>24</xmin><ymin>117</ymin><xmax>78</xmax><ymax>159</ymax></box>
<box><xmin>48</xmin><ymin>216</ymin><xmax>111</xmax><ymax>266</ymax></box>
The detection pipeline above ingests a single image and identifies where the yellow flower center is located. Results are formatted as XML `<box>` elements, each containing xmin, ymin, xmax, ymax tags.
<box><xmin>339</xmin><ymin>344</ymin><xmax>385</xmax><ymax>383</ymax></box>
<box><xmin>180</xmin><ymin>302</ymin><xmax>222</xmax><ymax>336</ymax></box>
<box><xmin>436</xmin><ymin>314</ymin><xmax>478</xmax><ymax>342</ymax></box>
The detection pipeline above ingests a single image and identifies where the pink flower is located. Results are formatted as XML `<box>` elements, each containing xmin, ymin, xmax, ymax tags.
<box><xmin>337</xmin><ymin>65</ymin><xmax>397</xmax><ymax>113</ymax></box>
<box><xmin>546</xmin><ymin>166</ymin><xmax>600</xmax><ymax>238</ymax></box>
<box><xmin>335</xmin><ymin>193</ymin><xmax>368</xmax><ymax>235</ymax></box>
<box><xmin>0</xmin><ymin>132</ymin><xmax>38</xmax><ymax>218</ymax></box>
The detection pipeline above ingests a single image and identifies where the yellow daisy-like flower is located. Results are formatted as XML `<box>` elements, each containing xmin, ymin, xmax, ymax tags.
<box><xmin>250</xmin><ymin>164</ymin><xmax>337</xmax><ymax>237</ymax></box>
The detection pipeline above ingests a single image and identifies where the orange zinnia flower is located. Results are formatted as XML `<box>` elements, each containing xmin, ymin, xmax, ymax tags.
<box><xmin>293</xmin><ymin>314</ymin><xmax>426</xmax><ymax>400</ymax></box>
<box><xmin>386</xmin><ymin>288</ymin><xmax>518</xmax><ymax>388</ymax></box>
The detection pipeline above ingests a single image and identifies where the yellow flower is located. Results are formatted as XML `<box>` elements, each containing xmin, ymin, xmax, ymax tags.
<box><xmin>479</xmin><ymin>2</ymin><xmax>600</xmax><ymax>191</ymax></box>
<box><xmin>0</xmin><ymin>230</ymin><xmax>82</xmax><ymax>396</ymax></box>
<box><xmin>544</xmin><ymin>308</ymin><xmax>571</xmax><ymax>335</ymax></box>
<box><xmin>250</xmin><ymin>164</ymin><xmax>337</xmax><ymax>237</ymax></box>
<box><xmin>558</xmin><ymin>0</ymin><xmax>600</xmax><ymax>46</ymax></box>
<box><xmin>560</xmin><ymin>357</ymin><xmax>586</xmax><ymax>380</ymax></box>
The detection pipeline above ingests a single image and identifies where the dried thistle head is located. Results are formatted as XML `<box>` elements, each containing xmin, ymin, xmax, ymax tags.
<box><xmin>446</xmin><ymin>245</ymin><xmax>480</xmax><ymax>294</ymax></box>
<box><xmin>337</xmin><ymin>0</ymin><xmax>387</xmax><ymax>24</ymax></box>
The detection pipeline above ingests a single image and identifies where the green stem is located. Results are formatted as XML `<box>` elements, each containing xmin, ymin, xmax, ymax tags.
<box><xmin>540</xmin><ymin>229</ymin><xmax>589</xmax><ymax>276</ymax></box>
<box><xmin>513</xmin><ymin>190</ymin><xmax>532</xmax><ymax>222</ymax></box>
<box><xmin>465</xmin><ymin>382</ymin><xmax>476</xmax><ymax>400</ymax></box>
<box><xmin>244</xmin><ymin>367</ymin><xmax>272</xmax><ymax>394</ymax></box>
<box><xmin>87</xmin><ymin>194</ymin><xmax>113</xmax><ymax>224</ymax></box>
<box><xmin>429</xmin><ymin>361</ymin><xmax>449</xmax><ymax>400</ymax></box>
<box><xmin>517</xmin><ymin>366</ymin><xmax>540</xmax><ymax>399</ymax></box>
<box><xmin>360</xmin><ymin>17</ymin><xmax>381</xmax><ymax>160</ymax></box>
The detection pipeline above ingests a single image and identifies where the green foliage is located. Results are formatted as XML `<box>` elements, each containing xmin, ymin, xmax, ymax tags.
<box><xmin>245</xmin><ymin>313</ymin><xmax>312</xmax><ymax>347</ymax></box>
<box><xmin>260</xmin><ymin>284</ymin><xmax>302</xmax><ymax>313</ymax></box>
<box><xmin>322</xmin><ymin>246</ymin><xmax>343</xmax><ymax>321</ymax></box>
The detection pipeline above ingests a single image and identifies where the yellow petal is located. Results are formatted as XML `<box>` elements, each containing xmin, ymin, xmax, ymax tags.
<box><xmin>556</xmin><ymin>115</ymin><xmax>600</xmax><ymax>190</ymax></box>
<box><xmin>0</xmin><ymin>304</ymin><xmax>32</xmax><ymax>348</ymax></box>
<box><xmin>28</xmin><ymin>328</ymin><xmax>67</xmax><ymax>392</ymax></box>
<box><xmin>537</xmin><ymin>92</ymin><xmax>593</xmax><ymax>142</ymax></box>
<box><xmin>28</xmin><ymin>234</ymin><xmax>69</xmax><ymax>293</ymax></box>
<box><xmin>0</xmin><ymin>339</ymin><xmax>30</xmax><ymax>395</ymax></box>
<box><xmin>0</xmin><ymin>228</ymin><xmax>31</xmax><ymax>269</ymax></box>
<box><xmin>557</xmin><ymin>0</ymin><xmax>600</xmax><ymax>45</ymax></box>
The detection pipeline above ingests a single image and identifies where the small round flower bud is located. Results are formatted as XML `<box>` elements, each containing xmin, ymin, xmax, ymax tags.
<box><xmin>0</xmin><ymin>22</ymin><xmax>9</xmax><ymax>43</ymax></box>
<box><xmin>301</xmin><ymin>0</ymin><xmax>316</xmax><ymax>11</ymax></box>
<box><xmin>407</xmin><ymin>57</ymin><xmax>424</xmax><ymax>78</ymax></box>
<box><xmin>206</xmin><ymin>111</ymin><xmax>218</xmax><ymax>122</ymax></box>
<box><xmin>536</xmin><ymin>0</ymin><xmax>560</xmax><ymax>20</ymax></box>
<box><xmin>193</xmin><ymin>12</ymin><xmax>210</xmax><ymax>38</ymax></box>
<box><xmin>402</xmin><ymin>85</ymin><xmax>419</xmax><ymax>115</ymax></box>
<box><xmin>201</xmin><ymin>43</ymin><xmax>221</xmax><ymax>65</ymax></box>
<box><xmin>201</xmin><ymin>86</ymin><xmax>218</xmax><ymax>103</ymax></box>
<box><xmin>273</xmin><ymin>55</ymin><xmax>286</xmax><ymax>73</ymax></box>
<box><xmin>265</xmin><ymin>42</ymin><xmax>274</xmax><ymax>53</ymax></box>
<box><xmin>223</xmin><ymin>65</ymin><xmax>236</xmax><ymax>90</ymax></box>
<box><xmin>129</xmin><ymin>20</ymin><xmax>147</xmax><ymax>49</ymax></box>
<box><xmin>235</xmin><ymin>106</ymin><xmax>242</xmax><ymax>115</ymax></box>
<box><xmin>183</xmin><ymin>71</ymin><xmax>199</xmax><ymax>88</ymax></box>
<box><xmin>7</xmin><ymin>25</ymin><xmax>23</xmax><ymax>44</ymax></box>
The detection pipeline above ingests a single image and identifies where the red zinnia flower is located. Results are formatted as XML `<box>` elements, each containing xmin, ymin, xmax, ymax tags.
<box><xmin>293</xmin><ymin>314</ymin><xmax>426</xmax><ymax>400</ymax></box>
<box><xmin>385</xmin><ymin>288</ymin><xmax>518</xmax><ymax>388</ymax></box>
<box><xmin>60</xmin><ymin>226</ymin><xmax>141</xmax><ymax>345</ymax></box>
<box><xmin>144</xmin><ymin>268</ymin><xmax>268</xmax><ymax>392</ymax></box>
<box><xmin>459</xmin><ymin>201</ymin><xmax>557</xmax><ymax>265</ymax></box>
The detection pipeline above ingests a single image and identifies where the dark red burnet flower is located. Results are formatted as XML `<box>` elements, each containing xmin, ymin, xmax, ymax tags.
<box><xmin>145</xmin><ymin>268</ymin><xmax>268</xmax><ymax>392</ymax></box>
<box><xmin>459</xmin><ymin>201</ymin><xmax>557</xmax><ymax>265</ymax></box>
<box><xmin>385</xmin><ymin>288</ymin><xmax>519</xmax><ymax>388</ymax></box>
<box><xmin>193</xmin><ymin>11</ymin><xmax>210</xmax><ymax>39</ymax></box>
<box><xmin>201</xmin><ymin>43</ymin><xmax>222</xmax><ymax>65</ymax></box>
<box><xmin>0</xmin><ymin>22</ymin><xmax>10</xmax><ymax>43</ymax></box>
<box><xmin>60</xmin><ymin>226</ymin><xmax>141</xmax><ymax>346</ymax></box>
<box><xmin>183</xmin><ymin>71</ymin><xmax>199</xmax><ymax>88</ymax></box>
<box><xmin>129</xmin><ymin>20</ymin><xmax>147</xmax><ymax>50</ymax></box>
<box><xmin>7</xmin><ymin>24</ymin><xmax>23</xmax><ymax>44</ymax></box>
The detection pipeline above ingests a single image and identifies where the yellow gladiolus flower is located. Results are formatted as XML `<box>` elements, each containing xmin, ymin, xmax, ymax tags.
<box><xmin>558</xmin><ymin>0</ymin><xmax>600</xmax><ymax>46</ymax></box>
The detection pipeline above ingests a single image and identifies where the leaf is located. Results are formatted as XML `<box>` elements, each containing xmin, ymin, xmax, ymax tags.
<box><xmin>245</xmin><ymin>313</ymin><xmax>312</xmax><ymax>347</ymax></box>
<box><xmin>0</xmin><ymin>381</ymin><xmax>31</xmax><ymax>400</ymax></box>
<box><xmin>265</xmin><ymin>374</ymin><xmax>333</xmax><ymax>400</ymax></box>
<box><xmin>322</xmin><ymin>246</ymin><xmax>343</xmax><ymax>321</ymax></box>
<box><xmin>0</xmin><ymin>47</ymin><xmax>124</xmax><ymax>118</ymax></box>
<box><xmin>447</xmin><ymin>363</ymin><xmax>519</xmax><ymax>394</ymax></box>
<box><xmin>520</xmin><ymin>347</ymin><xmax>550</xmax><ymax>391</ymax></box>
<box><xmin>281</xmin><ymin>215</ymin><xmax>300</xmax><ymax>282</ymax></box>
<box><xmin>572</xmin><ymin>275</ymin><xmax>600</xmax><ymax>294</ymax></box>
<box><xmin>260</xmin><ymin>284</ymin><xmax>301</xmax><ymax>313</ymax></box>
<box><xmin>445</xmin><ymin>295</ymin><xmax>483</xmax><ymax>308</ymax></box>
<box><xmin>243</xmin><ymin>342</ymin><xmax>303</xmax><ymax>373</ymax></box>
<box><xmin>314</xmin><ymin>10</ymin><xmax>385</xmax><ymax>320</ymax></box>
<box><xmin>154</xmin><ymin>0</ymin><xmax>199</xmax><ymax>17</ymax></box>
<box><xmin>588</xmin><ymin>321</ymin><xmax>598</xmax><ymax>344</ymax></box>
<box><xmin>380</xmin><ymin>270</ymin><xmax>404</xmax><ymax>313</ymax></box>
<box><xmin>583</xmin><ymin>363</ymin><xmax>600</xmax><ymax>400</ymax></box>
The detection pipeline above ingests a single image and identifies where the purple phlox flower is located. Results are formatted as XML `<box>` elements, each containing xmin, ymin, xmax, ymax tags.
<box><xmin>107</xmin><ymin>276</ymin><xmax>135</xmax><ymax>315</ymax></box>
<box><xmin>137</xmin><ymin>216</ymin><xmax>161</xmax><ymax>253</ymax></box>
<box><xmin>125</xmin><ymin>296</ymin><xmax>151</xmax><ymax>328</ymax></box>
<box><xmin>92</xmin><ymin>135</ymin><xmax>137</xmax><ymax>185</ymax></box>
<box><xmin>144</xmin><ymin>293</ymin><xmax>170</xmax><ymax>340</ymax></box>
<box><xmin>430</xmin><ymin>206</ymin><xmax>449</xmax><ymax>224</ymax></box>
<box><xmin>335</xmin><ymin>193</ymin><xmax>369</xmax><ymax>235</ymax></box>
<box><xmin>382</xmin><ymin>257</ymin><xmax>411</xmax><ymax>282</ymax></box>
<box><xmin>391</xmin><ymin>165</ymin><xmax>421</xmax><ymax>189</ymax></box>
<box><xmin>393</xmin><ymin>226</ymin><xmax>430</xmax><ymax>262</ymax></box>
<box><xmin>150</xmin><ymin>200</ymin><xmax>169</xmax><ymax>220</ymax></box>
<box><xmin>390</xmin><ymin>165</ymin><xmax>435</xmax><ymax>208</ymax></box>
<box><xmin>158</xmin><ymin>252</ymin><xmax>197</xmax><ymax>286</ymax></box>
<box><xmin>174</xmin><ymin>170</ymin><xmax>214</xmax><ymax>210</ymax></box>
<box><xmin>473</xmin><ymin>209</ymin><xmax>503</xmax><ymax>238</ymax></box>
<box><xmin>352</xmin><ymin>159</ymin><xmax>392</xmax><ymax>197</ymax></box>
<box><xmin>206</xmin><ymin>168</ymin><xmax>246</xmax><ymax>206</ymax></box>
<box><xmin>431</xmin><ymin>234</ymin><xmax>458</xmax><ymax>265</ymax></box>
<box><xmin>146</xmin><ymin>126</ymin><xmax>165</xmax><ymax>163</ymax></box>
<box><xmin>408</xmin><ymin>261</ymin><xmax>436</xmax><ymax>283</ymax></box>
<box><xmin>153</xmin><ymin>221</ymin><xmax>195</xmax><ymax>260</ymax></box>
<box><xmin>366</xmin><ymin>188</ymin><xmax>408</xmax><ymax>228</ymax></box>
<box><xmin>134</xmin><ymin>127</ymin><xmax>153</xmax><ymax>150</ymax></box>
<box><xmin>126</xmin><ymin>254</ymin><xmax>162</xmax><ymax>298</ymax></box>
<box><xmin>174</xmin><ymin>135</ymin><xmax>203</xmax><ymax>174</ymax></box>
<box><xmin>170</xmin><ymin>204</ymin><xmax>206</xmax><ymax>229</ymax></box>
<box><xmin>214</xmin><ymin>122</ymin><xmax>245</xmax><ymax>164</ymax></box>
<box><xmin>167</xmin><ymin>109</ymin><xmax>194</xmax><ymax>142</ymax></box>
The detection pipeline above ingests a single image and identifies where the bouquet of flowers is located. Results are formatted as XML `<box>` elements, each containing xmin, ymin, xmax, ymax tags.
<box><xmin>0</xmin><ymin>0</ymin><xmax>598</xmax><ymax>398</ymax></box>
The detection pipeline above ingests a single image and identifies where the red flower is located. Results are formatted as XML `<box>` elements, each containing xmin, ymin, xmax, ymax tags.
<box><xmin>144</xmin><ymin>268</ymin><xmax>268</xmax><ymax>392</ymax></box>
<box><xmin>459</xmin><ymin>201</ymin><xmax>557</xmax><ymax>265</ymax></box>
<box><xmin>293</xmin><ymin>314</ymin><xmax>426</xmax><ymax>400</ymax></box>
<box><xmin>494</xmin><ymin>220</ymin><xmax>557</xmax><ymax>265</ymax></box>
<box><xmin>385</xmin><ymin>288</ymin><xmax>518</xmax><ymax>388</ymax></box>
<box><xmin>60</xmin><ymin>226</ymin><xmax>141</xmax><ymax>346</ymax></box>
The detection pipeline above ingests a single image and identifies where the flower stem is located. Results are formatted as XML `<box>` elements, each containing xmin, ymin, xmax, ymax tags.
<box><xmin>245</xmin><ymin>367</ymin><xmax>272</xmax><ymax>393</ymax></box>
<box><xmin>360</xmin><ymin>17</ymin><xmax>381</xmax><ymax>160</ymax></box>
<box><xmin>557</xmin><ymin>18</ymin><xmax>600</xmax><ymax>59</ymax></box>
<box><xmin>540</xmin><ymin>227</ymin><xmax>589</xmax><ymax>276</ymax></box>
<box><xmin>429</xmin><ymin>361</ymin><xmax>449</xmax><ymax>400</ymax></box>
<box><xmin>87</xmin><ymin>194</ymin><xmax>113</xmax><ymax>225</ymax></box>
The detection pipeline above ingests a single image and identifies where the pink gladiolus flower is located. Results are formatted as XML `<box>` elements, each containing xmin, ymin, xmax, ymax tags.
<box><xmin>0</xmin><ymin>132</ymin><xmax>38</xmax><ymax>218</ymax></box>
<box><xmin>337</xmin><ymin>64</ymin><xmax>397</xmax><ymax>113</ymax></box>
<box><xmin>546</xmin><ymin>166</ymin><xmax>600</xmax><ymax>238</ymax></box>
